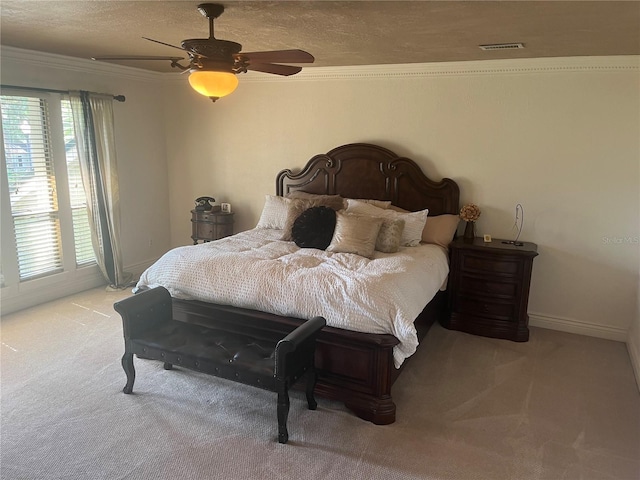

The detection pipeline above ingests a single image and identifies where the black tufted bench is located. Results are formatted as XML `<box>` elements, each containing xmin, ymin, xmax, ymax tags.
<box><xmin>113</xmin><ymin>286</ymin><xmax>326</xmax><ymax>444</ymax></box>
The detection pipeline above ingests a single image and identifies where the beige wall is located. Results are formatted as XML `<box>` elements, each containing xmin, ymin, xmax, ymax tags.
<box><xmin>629</xmin><ymin>163</ymin><xmax>640</xmax><ymax>391</ymax></box>
<box><xmin>630</xmin><ymin>277</ymin><xmax>640</xmax><ymax>391</ymax></box>
<box><xmin>2</xmin><ymin>47</ymin><xmax>639</xmax><ymax>353</ymax></box>
<box><xmin>1</xmin><ymin>47</ymin><xmax>172</xmax><ymax>312</ymax></box>
<box><xmin>162</xmin><ymin>57</ymin><xmax>640</xmax><ymax>342</ymax></box>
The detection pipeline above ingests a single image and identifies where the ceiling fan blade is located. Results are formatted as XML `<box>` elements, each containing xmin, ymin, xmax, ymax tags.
<box><xmin>92</xmin><ymin>55</ymin><xmax>184</xmax><ymax>61</ymax></box>
<box><xmin>142</xmin><ymin>36</ymin><xmax>187</xmax><ymax>52</ymax></box>
<box><xmin>238</xmin><ymin>49</ymin><xmax>314</xmax><ymax>64</ymax></box>
<box><xmin>246</xmin><ymin>63</ymin><xmax>303</xmax><ymax>76</ymax></box>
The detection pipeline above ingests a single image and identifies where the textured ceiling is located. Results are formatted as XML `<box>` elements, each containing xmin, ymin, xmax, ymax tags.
<box><xmin>1</xmin><ymin>1</ymin><xmax>639</xmax><ymax>73</ymax></box>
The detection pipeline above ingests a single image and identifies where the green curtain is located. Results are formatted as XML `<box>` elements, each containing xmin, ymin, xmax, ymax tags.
<box><xmin>69</xmin><ymin>91</ymin><xmax>131</xmax><ymax>288</ymax></box>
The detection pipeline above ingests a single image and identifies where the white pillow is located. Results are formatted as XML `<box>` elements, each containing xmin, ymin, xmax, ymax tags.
<box><xmin>345</xmin><ymin>201</ymin><xmax>428</xmax><ymax>246</ymax></box>
<box><xmin>256</xmin><ymin>195</ymin><xmax>291</xmax><ymax>229</ymax></box>
<box><xmin>389</xmin><ymin>206</ymin><xmax>460</xmax><ymax>248</ymax></box>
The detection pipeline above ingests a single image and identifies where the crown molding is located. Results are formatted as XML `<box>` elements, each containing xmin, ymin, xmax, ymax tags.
<box><xmin>3</xmin><ymin>46</ymin><xmax>637</xmax><ymax>87</ymax></box>
<box><xmin>1</xmin><ymin>46</ymin><xmax>162</xmax><ymax>82</ymax></box>
<box><xmin>240</xmin><ymin>55</ymin><xmax>640</xmax><ymax>83</ymax></box>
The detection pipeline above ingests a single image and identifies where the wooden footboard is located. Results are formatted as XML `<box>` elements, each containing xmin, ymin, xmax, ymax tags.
<box><xmin>171</xmin><ymin>290</ymin><xmax>446</xmax><ymax>425</ymax></box>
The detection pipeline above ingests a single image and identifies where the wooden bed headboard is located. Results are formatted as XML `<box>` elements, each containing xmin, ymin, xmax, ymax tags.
<box><xmin>276</xmin><ymin>143</ymin><xmax>459</xmax><ymax>216</ymax></box>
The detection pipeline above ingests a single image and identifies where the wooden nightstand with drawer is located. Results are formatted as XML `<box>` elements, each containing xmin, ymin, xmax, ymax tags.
<box><xmin>191</xmin><ymin>209</ymin><xmax>234</xmax><ymax>244</ymax></box>
<box><xmin>444</xmin><ymin>237</ymin><xmax>538</xmax><ymax>341</ymax></box>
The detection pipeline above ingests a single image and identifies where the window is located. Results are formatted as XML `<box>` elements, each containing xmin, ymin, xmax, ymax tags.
<box><xmin>0</xmin><ymin>93</ymin><xmax>95</xmax><ymax>284</ymax></box>
<box><xmin>61</xmin><ymin>100</ymin><xmax>96</xmax><ymax>266</ymax></box>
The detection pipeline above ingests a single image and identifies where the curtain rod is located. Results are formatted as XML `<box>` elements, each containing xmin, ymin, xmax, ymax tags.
<box><xmin>0</xmin><ymin>84</ymin><xmax>126</xmax><ymax>102</ymax></box>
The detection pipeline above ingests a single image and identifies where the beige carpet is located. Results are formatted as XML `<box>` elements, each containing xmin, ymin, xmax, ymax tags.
<box><xmin>1</xmin><ymin>287</ymin><xmax>639</xmax><ymax>480</ymax></box>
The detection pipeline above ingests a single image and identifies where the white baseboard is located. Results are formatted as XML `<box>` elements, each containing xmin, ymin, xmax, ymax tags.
<box><xmin>529</xmin><ymin>312</ymin><xmax>640</xmax><ymax>390</ymax></box>
<box><xmin>528</xmin><ymin>312</ymin><xmax>628</xmax><ymax>342</ymax></box>
<box><xmin>1</xmin><ymin>267</ymin><xmax>106</xmax><ymax>316</ymax></box>
<box><xmin>124</xmin><ymin>258</ymin><xmax>158</xmax><ymax>279</ymax></box>
<box><xmin>0</xmin><ymin>258</ymin><xmax>159</xmax><ymax>317</ymax></box>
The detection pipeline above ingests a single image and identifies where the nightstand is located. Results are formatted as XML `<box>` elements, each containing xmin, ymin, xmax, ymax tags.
<box><xmin>444</xmin><ymin>237</ymin><xmax>538</xmax><ymax>341</ymax></box>
<box><xmin>191</xmin><ymin>209</ymin><xmax>234</xmax><ymax>244</ymax></box>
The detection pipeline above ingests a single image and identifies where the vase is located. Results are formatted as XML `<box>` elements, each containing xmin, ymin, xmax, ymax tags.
<box><xmin>463</xmin><ymin>221</ymin><xmax>475</xmax><ymax>242</ymax></box>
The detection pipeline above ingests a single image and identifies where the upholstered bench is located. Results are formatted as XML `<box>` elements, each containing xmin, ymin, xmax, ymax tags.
<box><xmin>113</xmin><ymin>286</ymin><xmax>326</xmax><ymax>444</ymax></box>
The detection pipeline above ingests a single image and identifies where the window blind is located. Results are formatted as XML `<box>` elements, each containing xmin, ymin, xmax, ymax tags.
<box><xmin>0</xmin><ymin>95</ymin><xmax>95</xmax><ymax>281</ymax></box>
<box><xmin>1</xmin><ymin>95</ymin><xmax>63</xmax><ymax>280</ymax></box>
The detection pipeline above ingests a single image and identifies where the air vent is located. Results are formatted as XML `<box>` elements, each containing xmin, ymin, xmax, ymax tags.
<box><xmin>479</xmin><ymin>43</ymin><xmax>525</xmax><ymax>51</ymax></box>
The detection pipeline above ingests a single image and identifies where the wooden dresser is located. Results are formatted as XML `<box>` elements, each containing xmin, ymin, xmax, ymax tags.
<box><xmin>444</xmin><ymin>237</ymin><xmax>538</xmax><ymax>341</ymax></box>
<box><xmin>190</xmin><ymin>209</ymin><xmax>234</xmax><ymax>244</ymax></box>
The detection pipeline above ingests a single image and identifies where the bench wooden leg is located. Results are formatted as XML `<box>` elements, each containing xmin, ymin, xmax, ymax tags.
<box><xmin>306</xmin><ymin>370</ymin><xmax>318</xmax><ymax>410</ymax></box>
<box><xmin>277</xmin><ymin>388</ymin><xmax>290</xmax><ymax>444</ymax></box>
<box><xmin>121</xmin><ymin>352</ymin><xmax>135</xmax><ymax>394</ymax></box>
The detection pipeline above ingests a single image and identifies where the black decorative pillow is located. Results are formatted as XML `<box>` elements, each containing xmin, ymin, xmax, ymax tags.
<box><xmin>291</xmin><ymin>206</ymin><xmax>337</xmax><ymax>250</ymax></box>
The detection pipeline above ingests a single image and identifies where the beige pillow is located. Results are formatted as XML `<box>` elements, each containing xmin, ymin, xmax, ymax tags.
<box><xmin>286</xmin><ymin>191</ymin><xmax>346</xmax><ymax>210</ymax></box>
<box><xmin>421</xmin><ymin>214</ymin><xmax>460</xmax><ymax>248</ymax></box>
<box><xmin>346</xmin><ymin>198</ymin><xmax>392</xmax><ymax>209</ymax></box>
<box><xmin>256</xmin><ymin>195</ymin><xmax>291</xmax><ymax>229</ymax></box>
<box><xmin>345</xmin><ymin>202</ymin><xmax>428</xmax><ymax>247</ymax></box>
<box><xmin>281</xmin><ymin>199</ymin><xmax>310</xmax><ymax>240</ymax></box>
<box><xmin>375</xmin><ymin>218</ymin><xmax>405</xmax><ymax>253</ymax></box>
<box><xmin>281</xmin><ymin>195</ymin><xmax>346</xmax><ymax>241</ymax></box>
<box><xmin>388</xmin><ymin>204</ymin><xmax>408</xmax><ymax>213</ymax></box>
<box><xmin>327</xmin><ymin>212</ymin><xmax>384</xmax><ymax>258</ymax></box>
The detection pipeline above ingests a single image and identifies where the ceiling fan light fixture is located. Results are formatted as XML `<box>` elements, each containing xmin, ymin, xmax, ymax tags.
<box><xmin>188</xmin><ymin>70</ymin><xmax>239</xmax><ymax>101</ymax></box>
<box><xmin>91</xmin><ymin>4</ymin><xmax>313</xmax><ymax>103</ymax></box>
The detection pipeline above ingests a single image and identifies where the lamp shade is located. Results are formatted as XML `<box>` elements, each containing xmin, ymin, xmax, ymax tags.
<box><xmin>188</xmin><ymin>71</ymin><xmax>239</xmax><ymax>99</ymax></box>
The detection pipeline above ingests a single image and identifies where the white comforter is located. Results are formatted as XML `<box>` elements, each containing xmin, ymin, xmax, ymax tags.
<box><xmin>136</xmin><ymin>228</ymin><xmax>449</xmax><ymax>367</ymax></box>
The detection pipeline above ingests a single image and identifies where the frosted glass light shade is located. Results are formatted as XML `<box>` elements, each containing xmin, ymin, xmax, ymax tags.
<box><xmin>188</xmin><ymin>71</ymin><xmax>239</xmax><ymax>98</ymax></box>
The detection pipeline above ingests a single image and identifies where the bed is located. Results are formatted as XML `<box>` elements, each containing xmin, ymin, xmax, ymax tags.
<box><xmin>138</xmin><ymin>143</ymin><xmax>459</xmax><ymax>425</ymax></box>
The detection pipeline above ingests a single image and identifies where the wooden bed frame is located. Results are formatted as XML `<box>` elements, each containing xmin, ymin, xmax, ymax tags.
<box><xmin>172</xmin><ymin>143</ymin><xmax>459</xmax><ymax>425</ymax></box>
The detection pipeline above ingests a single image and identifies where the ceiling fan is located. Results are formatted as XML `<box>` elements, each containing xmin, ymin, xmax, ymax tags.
<box><xmin>92</xmin><ymin>3</ymin><xmax>314</xmax><ymax>102</ymax></box>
